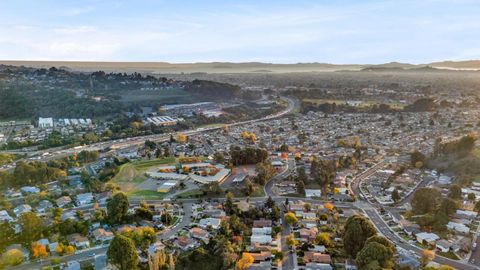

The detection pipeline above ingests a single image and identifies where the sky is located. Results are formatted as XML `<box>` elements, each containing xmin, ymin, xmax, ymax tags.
<box><xmin>0</xmin><ymin>0</ymin><xmax>479</xmax><ymax>64</ymax></box>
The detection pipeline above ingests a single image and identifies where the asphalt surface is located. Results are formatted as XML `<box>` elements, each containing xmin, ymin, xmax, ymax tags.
<box><xmin>351</xmin><ymin>162</ymin><xmax>479</xmax><ymax>270</ymax></box>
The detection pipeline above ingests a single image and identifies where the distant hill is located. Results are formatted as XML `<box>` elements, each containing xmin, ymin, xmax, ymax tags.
<box><xmin>429</xmin><ymin>60</ymin><xmax>480</xmax><ymax>70</ymax></box>
<box><xmin>0</xmin><ymin>60</ymin><xmax>478</xmax><ymax>74</ymax></box>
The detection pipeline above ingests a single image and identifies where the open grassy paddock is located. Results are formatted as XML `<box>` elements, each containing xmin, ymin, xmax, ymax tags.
<box><xmin>110</xmin><ymin>157</ymin><xmax>176</xmax><ymax>193</ymax></box>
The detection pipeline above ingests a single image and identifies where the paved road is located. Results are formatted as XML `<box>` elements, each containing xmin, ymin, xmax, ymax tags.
<box><xmin>280</xmin><ymin>204</ymin><xmax>296</xmax><ymax>270</ymax></box>
<box><xmin>0</xmin><ymin>96</ymin><xmax>297</xmax><ymax>172</ymax></box>
<box><xmin>9</xmin><ymin>202</ymin><xmax>194</xmax><ymax>270</ymax></box>
<box><xmin>365</xmin><ymin>208</ymin><xmax>478</xmax><ymax>270</ymax></box>
<box><xmin>264</xmin><ymin>158</ymin><xmax>295</xmax><ymax>197</ymax></box>
<box><xmin>351</xmin><ymin>163</ymin><xmax>479</xmax><ymax>270</ymax></box>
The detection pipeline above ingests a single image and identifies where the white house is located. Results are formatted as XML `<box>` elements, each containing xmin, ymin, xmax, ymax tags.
<box><xmin>198</xmin><ymin>218</ymin><xmax>221</xmax><ymax>229</ymax></box>
<box><xmin>251</xmin><ymin>235</ymin><xmax>272</xmax><ymax>245</ymax></box>
<box><xmin>75</xmin><ymin>193</ymin><xmax>94</xmax><ymax>206</ymax></box>
<box><xmin>416</xmin><ymin>232</ymin><xmax>440</xmax><ymax>245</ymax></box>
<box><xmin>38</xmin><ymin>117</ymin><xmax>54</xmax><ymax>128</ymax></box>
<box><xmin>0</xmin><ymin>210</ymin><xmax>13</xmax><ymax>222</ymax></box>
<box><xmin>13</xmin><ymin>204</ymin><xmax>32</xmax><ymax>217</ymax></box>
<box><xmin>447</xmin><ymin>221</ymin><xmax>470</xmax><ymax>234</ymax></box>
<box><xmin>305</xmin><ymin>189</ymin><xmax>322</xmax><ymax>198</ymax></box>
<box><xmin>436</xmin><ymin>240</ymin><xmax>452</xmax><ymax>253</ymax></box>
<box><xmin>20</xmin><ymin>186</ymin><xmax>40</xmax><ymax>194</ymax></box>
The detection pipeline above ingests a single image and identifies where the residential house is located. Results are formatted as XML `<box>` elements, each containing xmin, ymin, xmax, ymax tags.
<box><xmin>0</xmin><ymin>210</ymin><xmax>13</xmax><ymax>222</ymax></box>
<box><xmin>416</xmin><ymin>232</ymin><xmax>440</xmax><ymax>246</ymax></box>
<box><xmin>305</xmin><ymin>263</ymin><xmax>333</xmax><ymax>270</ymax></box>
<box><xmin>13</xmin><ymin>204</ymin><xmax>32</xmax><ymax>217</ymax></box>
<box><xmin>303</xmin><ymin>252</ymin><xmax>332</xmax><ymax>264</ymax></box>
<box><xmin>92</xmin><ymin>228</ymin><xmax>114</xmax><ymax>244</ymax></box>
<box><xmin>67</xmin><ymin>233</ymin><xmax>90</xmax><ymax>249</ymax></box>
<box><xmin>20</xmin><ymin>186</ymin><xmax>40</xmax><ymax>194</ymax></box>
<box><xmin>198</xmin><ymin>218</ymin><xmax>221</xmax><ymax>230</ymax></box>
<box><xmin>300</xmin><ymin>227</ymin><xmax>319</xmax><ymax>242</ymax></box>
<box><xmin>190</xmin><ymin>227</ymin><xmax>210</xmax><ymax>243</ymax></box>
<box><xmin>243</xmin><ymin>251</ymin><xmax>272</xmax><ymax>263</ymax></box>
<box><xmin>76</xmin><ymin>193</ymin><xmax>94</xmax><ymax>206</ymax></box>
<box><xmin>436</xmin><ymin>240</ymin><xmax>453</xmax><ymax>253</ymax></box>
<box><xmin>447</xmin><ymin>221</ymin><xmax>470</xmax><ymax>234</ymax></box>
<box><xmin>48</xmin><ymin>242</ymin><xmax>59</xmax><ymax>254</ymax></box>
<box><xmin>37</xmin><ymin>200</ymin><xmax>54</xmax><ymax>213</ymax></box>
<box><xmin>174</xmin><ymin>236</ymin><xmax>197</xmax><ymax>250</ymax></box>
<box><xmin>65</xmin><ymin>260</ymin><xmax>81</xmax><ymax>270</ymax></box>
<box><xmin>56</xmin><ymin>196</ymin><xmax>72</xmax><ymax>208</ymax></box>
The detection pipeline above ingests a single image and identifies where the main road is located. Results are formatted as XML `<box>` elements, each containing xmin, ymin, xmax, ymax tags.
<box><xmin>0</xmin><ymin>96</ymin><xmax>297</xmax><ymax>171</ymax></box>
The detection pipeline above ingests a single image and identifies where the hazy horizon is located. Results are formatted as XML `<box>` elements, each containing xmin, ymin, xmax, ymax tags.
<box><xmin>1</xmin><ymin>0</ymin><xmax>480</xmax><ymax>64</ymax></box>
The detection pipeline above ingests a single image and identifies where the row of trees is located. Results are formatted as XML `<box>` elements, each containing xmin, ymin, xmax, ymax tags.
<box><xmin>0</xmin><ymin>161</ymin><xmax>66</xmax><ymax>189</ymax></box>
<box><xmin>229</xmin><ymin>146</ymin><xmax>268</xmax><ymax>165</ymax></box>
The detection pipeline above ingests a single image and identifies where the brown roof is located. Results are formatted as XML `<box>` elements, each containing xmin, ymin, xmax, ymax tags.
<box><xmin>244</xmin><ymin>251</ymin><xmax>271</xmax><ymax>262</ymax></box>
<box><xmin>190</xmin><ymin>227</ymin><xmax>209</xmax><ymax>238</ymax></box>
<box><xmin>253</xmin><ymin>219</ymin><xmax>272</xmax><ymax>228</ymax></box>
<box><xmin>303</xmin><ymin>252</ymin><xmax>331</xmax><ymax>264</ymax></box>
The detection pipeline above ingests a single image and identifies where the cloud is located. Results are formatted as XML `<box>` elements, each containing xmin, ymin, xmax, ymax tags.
<box><xmin>0</xmin><ymin>0</ymin><xmax>479</xmax><ymax>63</ymax></box>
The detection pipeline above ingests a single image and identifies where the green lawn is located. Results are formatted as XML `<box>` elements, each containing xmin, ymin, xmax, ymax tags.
<box><xmin>176</xmin><ymin>189</ymin><xmax>205</xmax><ymax>199</ymax></box>
<box><xmin>128</xmin><ymin>190</ymin><xmax>166</xmax><ymax>199</ymax></box>
<box><xmin>132</xmin><ymin>157</ymin><xmax>176</xmax><ymax>169</ymax></box>
<box><xmin>111</xmin><ymin>157</ymin><xmax>176</xmax><ymax>192</ymax></box>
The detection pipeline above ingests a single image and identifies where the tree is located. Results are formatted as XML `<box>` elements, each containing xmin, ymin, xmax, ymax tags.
<box><xmin>447</xmin><ymin>184</ymin><xmax>462</xmax><ymax>199</ymax></box>
<box><xmin>410</xmin><ymin>150</ymin><xmax>426</xmax><ymax>167</ymax></box>
<box><xmin>272</xmin><ymin>250</ymin><xmax>284</xmax><ymax>262</ymax></box>
<box><xmin>107</xmin><ymin>192</ymin><xmax>129</xmax><ymax>224</ymax></box>
<box><xmin>224</xmin><ymin>192</ymin><xmax>236</xmax><ymax>215</ymax></box>
<box><xmin>343</xmin><ymin>215</ymin><xmax>377</xmax><ymax>258</ymax></box>
<box><xmin>475</xmin><ymin>200</ymin><xmax>480</xmax><ymax>212</ymax></box>
<box><xmin>411</xmin><ymin>188</ymin><xmax>441</xmax><ymax>215</ymax></box>
<box><xmin>296</xmin><ymin>180</ymin><xmax>305</xmax><ymax>195</ymax></box>
<box><xmin>391</xmin><ymin>189</ymin><xmax>400</xmax><ymax>203</ymax></box>
<box><xmin>421</xmin><ymin>249</ymin><xmax>435</xmax><ymax>266</ymax></box>
<box><xmin>148</xmin><ymin>249</ymin><xmax>168</xmax><ymax>270</ymax></box>
<box><xmin>324</xmin><ymin>202</ymin><xmax>334</xmax><ymax>211</ymax></box>
<box><xmin>107</xmin><ymin>235</ymin><xmax>138</xmax><ymax>270</ymax></box>
<box><xmin>315</xmin><ymin>233</ymin><xmax>331</xmax><ymax>247</ymax></box>
<box><xmin>356</xmin><ymin>242</ymin><xmax>394</xmax><ymax>270</ymax></box>
<box><xmin>304</xmin><ymin>203</ymin><xmax>311</xmax><ymax>212</ymax></box>
<box><xmin>135</xmin><ymin>207</ymin><xmax>153</xmax><ymax>221</ymax></box>
<box><xmin>18</xmin><ymin>212</ymin><xmax>44</xmax><ymax>244</ymax></box>
<box><xmin>235</xmin><ymin>253</ymin><xmax>254</xmax><ymax>270</ymax></box>
<box><xmin>365</xmin><ymin>235</ymin><xmax>395</xmax><ymax>254</ymax></box>
<box><xmin>31</xmin><ymin>242</ymin><xmax>48</xmax><ymax>259</ymax></box>
<box><xmin>213</xmin><ymin>152</ymin><xmax>225</xmax><ymax>164</ymax></box>
<box><xmin>254</xmin><ymin>161</ymin><xmax>276</xmax><ymax>185</ymax></box>
<box><xmin>0</xmin><ymin>249</ymin><xmax>24</xmax><ymax>266</ymax></box>
<box><xmin>438</xmin><ymin>197</ymin><xmax>458</xmax><ymax>216</ymax></box>
<box><xmin>176</xmin><ymin>133</ymin><xmax>187</xmax><ymax>143</ymax></box>
<box><xmin>286</xmin><ymin>234</ymin><xmax>298</xmax><ymax>249</ymax></box>
<box><xmin>284</xmin><ymin>212</ymin><xmax>298</xmax><ymax>226</ymax></box>
<box><xmin>65</xmin><ymin>245</ymin><xmax>75</xmax><ymax>254</ymax></box>
<box><xmin>0</xmin><ymin>222</ymin><xmax>15</xmax><ymax>251</ymax></box>
<box><xmin>130</xmin><ymin>227</ymin><xmax>157</xmax><ymax>251</ymax></box>
<box><xmin>244</xmin><ymin>178</ymin><xmax>255</xmax><ymax>196</ymax></box>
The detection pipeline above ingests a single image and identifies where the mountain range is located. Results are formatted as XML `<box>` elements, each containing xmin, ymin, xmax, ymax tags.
<box><xmin>0</xmin><ymin>60</ymin><xmax>479</xmax><ymax>74</ymax></box>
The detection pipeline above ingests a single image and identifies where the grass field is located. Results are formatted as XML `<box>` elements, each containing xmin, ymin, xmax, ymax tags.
<box><xmin>128</xmin><ymin>190</ymin><xmax>166</xmax><ymax>199</ymax></box>
<box><xmin>111</xmin><ymin>157</ymin><xmax>176</xmax><ymax>192</ymax></box>
<box><xmin>132</xmin><ymin>157</ymin><xmax>176</xmax><ymax>169</ymax></box>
